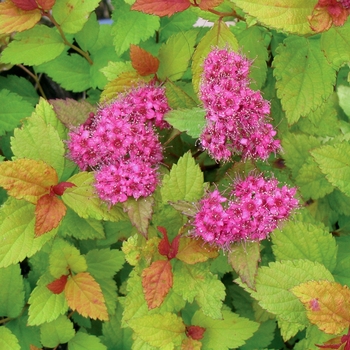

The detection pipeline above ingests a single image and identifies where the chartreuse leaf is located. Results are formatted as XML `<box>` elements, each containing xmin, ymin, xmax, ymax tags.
<box><xmin>65</xmin><ymin>272</ymin><xmax>108</xmax><ymax>321</ymax></box>
<box><xmin>0</xmin><ymin>159</ymin><xmax>57</xmax><ymax>204</ymax></box>
<box><xmin>192</xmin><ymin>20</ymin><xmax>238</xmax><ymax>94</ymax></box>
<box><xmin>292</xmin><ymin>281</ymin><xmax>350</xmax><ymax>335</ymax></box>
<box><xmin>100</xmin><ymin>61</ymin><xmax>133</xmax><ymax>82</ymax></box>
<box><xmin>172</xmin><ymin>261</ymin><xmax>225</xmax><ymax>319</ymax></box>
<box><xmin>35</xmin><ymin>53</ymin><xmax>91</xmax><ymax>93</ymax></box>
<box><xmin>61</xmin><ymin>172</ymin><xmax>126</xmax><ymax>221</ymax></box>
<box><xmin>164</xmin><ymin>108</ymin><xmax>206</xmax><ymax>138</ymax></box>
<box><xmin>111</xmin><ymin>0</ymin><xmax>159</xmax><ymax>56</ymax></box>
<box><xmin>40</xmin><ymin>315</ymin><xmax>75</xmax><ymax>348</ymax></box>
<box><xmin>0</xmin><ymin>76</ymin><xmax>39</xmax><ymax>106</ymax></box>
<box><xmin>321</xmin><ymin>21</ymin><xmax>350</xmax><ymax>68</ymax></box>
<box><xmin>295</xmin><ymin>159</ymin><xmax>334</xmax><ymax>200</ymax></box>
<box><xmin>0</xmin><ymin>25</ymin><xmax>65</xmax><ymax>66</ymax></box>
<box><xmin>274</xmin><ymin>36</ymin><xmax>336</xmax><ymax>124</ymax></box>
<box><xmin>59</xmin><ymin>208</ymin><xmax>105</xmax><ymax>240</ymax></box>
<box><xmin>6</xmin><ymin>312</ymin><xmax>41</xmax><ymax>349</ymax></box>
<box><xmin>128</xmin><ymin>312</ymin><xmax>186</xmax><ymax>349</ymax></box>
<box><xmin>49</xmin><ymin>238</ymin><xmax>87</xmax><ymax>278</ymax></box>
<box><xmin>161</xmin><ymin>151</ymin><xmax>204</xmax><ymax>203</ymax></box>
<box><xmin>11</xmin><ymin>116</ymin><xmax>65</xmax><ymax>180</ymax></box>
<box><xmin>68</xmin><ymin>332</ymin><xmax>107</xmax><ymax>350</ymax></box>
<box><xmin>0</xmin><ymin>327</ymin><xmax>20</xmax><ymax>350</ymax></box>
<box><xmin>192</xmin><ymin>308</ymin><xmax>259</xmax><ymax>350</ymax></box>
<box><xmin>253</xmin><ymin>260</ymin><xmax>334</xmax><ymax>329</ymax></box>
<box><xmin>0</xmin><ymin>90</ymin><xmax>34</xmax><ymax>136</ymax></box>
<box><xmin>272</xmin><ymin>221</ymin><xmax>337</xmax><ymax>272</ymax></box>
<box><xmin>0</xmin><ymin>264</ymin><xmax>25</xmax><ymax>317</ymax></box>
<box><xmin>237</xmin><ymin>26</ymin><xmax>270</xmax><ymax>90</ymax></box>
<box><xmin>28</xmin><ymin>272</ymin><xmax>69</xmax><ymax>326</ymax></box>
<box><xmin>337</xmin><ymin>85</ymin><xmax>350</xmax><ymax>118</ymax></box>
<box><xmin>0</xmin><ymin>198</ymin><xmax>57</xmax><ymax>268</ymax></box>
<box><xmin>231</xmin><ymin>0</ymin><xmax>315</xmax><ymax>35</ymax></box>
<box><xmin>228</xmin><ymin>241</ymin><xmax>260</xmax><ymax>289</ymax></box>
<box><xmin>157</xmin><ymin>30</ymin><xmax>197</xmax><ymax>81</ymax></box>
<box><xmin>52</xmin><ymin>0</ymin><xmax>100</xmax><ymax>34</ymax></box>
<box><xmin>311</xmin><ymin>142</ymin><xmax>350</xmax><ymax>197</ymax></box>
<box><xmin>281</xmin><ymin>132</ymin><xmax>321</xmax><ymax>178</ymax></box>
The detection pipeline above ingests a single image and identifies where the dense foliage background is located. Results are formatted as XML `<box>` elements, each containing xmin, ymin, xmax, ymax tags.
<box><xmin>1</xmin><ymin>0</ymin><xmax>350</xmax><ymax>349</ymax></box>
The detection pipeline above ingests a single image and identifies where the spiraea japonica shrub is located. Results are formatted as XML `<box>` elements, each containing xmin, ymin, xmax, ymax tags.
<box><xmin>0</xmin><ymin>0</ymin><xmax>350</xmax><ymax>349</ymax></box>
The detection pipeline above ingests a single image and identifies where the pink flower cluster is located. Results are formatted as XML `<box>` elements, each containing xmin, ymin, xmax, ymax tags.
<box><xmin>67</xmin><ymin>84</ymin><xmax>170</xmax><ymax>204</ymax></box>
<box><xmin>192</xmin><ymin>174</ymin><xmax>298</xmax><ymax>249</ymax></box>
<box><xmin>199</xmin><ymin>47</ymin><xmax>281</xmax><ymax>162</ymax></box>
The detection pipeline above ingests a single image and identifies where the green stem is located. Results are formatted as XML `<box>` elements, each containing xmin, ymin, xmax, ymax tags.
<box><xmin>0</xmin><ymin>317</ymin><xmax>11</xmax><ymax>325</ymax></box>
<box><xmin>44</xmin><ymin>11</ymin><xmax>93</xmax><ymax>65</ymax></box>
<box><xmin>17</xmin><ymin>64</ymin><xmax>47</xmax><ymax>99</ymax></box>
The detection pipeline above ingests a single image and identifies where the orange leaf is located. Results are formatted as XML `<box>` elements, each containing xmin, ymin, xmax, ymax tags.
<box><xmin>30</xmin><ymin>345</ymin><xmax>43</xmax><ymax>350</ymax></box>
<box><xmin>197</xmin><ymin>0</ymin><xmax>224</xmax><ymax>10</ymax></box>
<box><xmin>142</xmin><ymin>260</ymin><xmax>173</xmax><ymax>309</ymax></box>
<box><xmin>64</xmin><ymin>272</ymin><xmax>108</xmax><ymax>321</ymax></box>
<box><xmin>0</xmin><ymin>159</ymin><xmax>58</xmax><ymax>203</ymax></box>
<box><xmin>35</xmin><ymin>194</ymin><xmax>66</xmax><ymax>236</ymax></box>
<box><xmin>292</xmin><ymin>280</ymin><xmax>350</xmax><ymax>334</ymax></box>
<box><xmin>186</xmin><ymin>325</ymin><xmax>206</xmax><ymax>340</ymax></box>
<box><xmin>130</xmin><ymin>45</ymin><xmax>159</xmax><ymax>76</ymax></box>
<box><xmin>47</xmin><ymin>274</ymin><xmax>68</xmax><ymax>294</ymax></box>
<box><xmin>181</xmin><ymin>337</ymin><xmax>202</xmax><ymax>350</ymax></box>
<box><xmin>36</xmin><ymin>0</ymin><xmax>55</xmax><ymax>10</ymax></box>
<box><xmin>12</xmin><ymin>0</ymin><xmax>38</xmax><ymax>11</ymax></box>
<box><xmin>176</xmin><ymin>237</ymin><xmax>218</xmax><ymax>264</ymax></box>
<box><xmin>0</xmin><ymin>0</ymin><xmax>41</xmax><ymax>34</ymax></box>
<box><xmin>132</xmin><ymin>0</ymin><xmax>191</xmax><ymax>17</ymax></box>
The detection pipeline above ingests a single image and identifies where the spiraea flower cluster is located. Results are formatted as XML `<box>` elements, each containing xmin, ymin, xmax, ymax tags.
<box><xmin>199</xmin><ymin>47</ymin><xmax>281</xmax><ymax>162</ymax></box>
<box><xmin>192</xmin><ymin>174</ymin><xmax>298</xmax><ymax>249</ymax></box>
<box><xmin>67</xmin><ymin>84</ymin><xmax>170</xmax><ymax>204</ymax></box>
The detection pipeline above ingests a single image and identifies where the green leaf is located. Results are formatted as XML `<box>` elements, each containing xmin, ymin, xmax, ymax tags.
<box><xmin>61</xmin><ymin>172</ymin><xmax>126</xmax><ymax>221</ymax></box>
<box><xmin>295</xmin><ymin>160</ymin><xmax>334</xmax><ymax>200</ymax></box>
<box><xmin>254</xmin><ymin>260</ymin><xmax>334</xmax><ymax>327</ymax></box>
<box><xmin>173</xmin><ymin>261</ymin><xmax>225</xmax><ymax>319</ymax></box>
<box><xmin>337</xmin><ymin>85</ymin><xmax>350</xmax><ymax>118</ymax></box>
<box><xmin>68</xmin><ymin>332</ymin><xmax>107</xmax><ymax>350</ymax></box>
<box><xmin>192</xmin><ymin>309</ymin><xmax>259</xmax><ymax>350</ymax></box>
<box><xmin>6</xmin><ymin>313</ymin><xmax>41</xmax><ymax>350</ymax></box>
<box><xmin>333</xmin><ymin>236</ymin><xmax>350</xmax><ymax>288</ymax></box>
<box><xmin>122</xmin><ymin>196</ymin><xmax>154</xmax><ymax>237</ymax></box>
<box><xmin>311</xmin><ymin>142</ymin><xmax>350</xmax><ymax>197</ymax></box>
<box><xmin>240</xmin><ymin>320</ymin><xmax>276</xmax><ymax>350</ymax></box>
<box><xmin>164</xmin><ymin>108</ymin><xmax>206</xmax><ymax>138</ymax></box>
<box><xmin>294</xmin><ymin>325</ymin><xmax>334</xmax><ymax>350</ymax></box>
<box><xmin>231</xmin><ymin>0</ymin><xmax>315</xmax><ymax>35</ymax></box>
<box><xmin>328</xmin><ymin>189</ymin><xmax>350</xmax><ymax>216</ymax></box>
<box><xmin>40</xmin><ymin>315</ymin><xmax>75</xmax><ymax>348</ymax></box>
<box><xmin>272</xmin><ymin>221</ymin><xmax>337</xmax><ymax>272</ymax></box>
<box><xmin>281</xmin><ymin>132</ymin><xmax>321</xmax><ymax>178</ymax></box>
<box><xmin>75</xmin><ymin>13</ymin><xmax>99</xmax><ymax>52</ymax></box>
<box><xmin>0</xmin><ymin>76</ymin><xmax>39</xmax><ymax>106</ymax></box>
<box><xmin>0</xmin><ymin>198</ymin><xmax>56</xmax><ymax>268</ymax></box>
<box><xmin>86</xmin><ymin>248</ymin><xmax>125</xmax><ymax>279</ymax></box>
<box><xmin>0</xmin><ymin>25</ymin><xmax>65</xmax><ymax>65</ymax></box>
<box><xmin>28</xmin><ymin>273</ymin><xmax>69</xmax><ymax>326</ymax></box>
<box><xmin>127</xmin><ymin>312</ymin><xmax>185</xmax><ymax>349</ymax></box>
<box><xmin>36</xmin><ymin>53</ymin><xmax>91</xmax><ymax>92</ymax></box>
<box><xmin>321</xmin><ymin>21</ymin><xmax>350</xmax><ymax>68</ymax></box>
<box><xmin>0</xmin><ymin>264</ymin><xmax>25</xmax><ymax>317</ymax></box>
<box><xmin>274</xmin><ymin>36</ymin><xmax>336</xmax><ymax>124</ymax></box>
<box><xmin>52</xmin><ymin>0</ymin><xmax>101</xmax><ymax>34</ymax></box>
<box><xmin>11</xmin><ymin>114</ymin><xmax>65</xmax><ymax>179</ymax></box>
<box><xmin>0</xmin><ymin>90</ymin><xmax>34</xmax><ymax>136</ymax></box>
<box><xmin>164</xmin><ymin>81</ymin><xmax>198</xmax><ymax>109</ymax></box>
<box><xmin>59</xmin><ymin>208</ymin><xmax>105</xmax><ymax>240</ymax></box>
<box><xmin>192</xmin><ymin>20</ymin><xmax>238</xmax><ymax>94</ymax></box>
<box><xmin>111</xmin><ymin>1</ymin><xmax>160</xmax><ymax>56</ymax></box>
<box><xmin>157</xmin><ymin>30</ymin><xmax>197</xmax><ymax>81</ymax></box>
<box><xmin>161</xmin><ymin>151</ymin><xmax>204</xmax><ymax>203</ymax></box>
<box><xmin>237</xmin><ymin>26</ymin><xmax>270</xmax><ymax>90</ymax></box>
<box><xmin>0</xmin><ymin>327</ymin><xmax>20</xmax><ymax>350</ymax></box>
<box><xmin>49</xmin><ymin>238</ymin><xmax>87</xmax><ymax>278</ymax></box>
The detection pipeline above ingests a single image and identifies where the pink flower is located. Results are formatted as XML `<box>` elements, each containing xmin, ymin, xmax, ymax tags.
<box><xmin>191</xmin><ymin>174</ymin><xmax>298</xmax><ymax>249</ymax></box>
<box><xmin>199</xmin><ymin>47</ymin><xmax>281</xmax><ymax>162</ymax></box>
<box><xmin>67</xmin><ymin>84</ymin><xmax>170</xmax><ymax>204</ymax></box>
